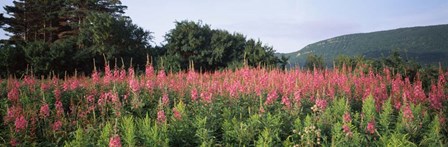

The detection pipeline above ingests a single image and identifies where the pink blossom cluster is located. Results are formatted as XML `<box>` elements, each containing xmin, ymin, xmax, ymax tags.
<box><xmin>109</xmin><ymin>135</ymin><xmax>122</xmax><ymax>147</ymax></box>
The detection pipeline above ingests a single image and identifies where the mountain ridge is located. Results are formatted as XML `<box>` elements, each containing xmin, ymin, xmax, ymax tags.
<box><xmin>279</xmin><ymin>24</ymin><xmax>448</xmax><ymax>67</ymax></box>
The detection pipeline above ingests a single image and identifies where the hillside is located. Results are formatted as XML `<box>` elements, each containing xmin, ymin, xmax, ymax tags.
<box><xmin>281</xmin><ymin>24</ymin><xmax>448</xmax><ymax>67</ymax></box>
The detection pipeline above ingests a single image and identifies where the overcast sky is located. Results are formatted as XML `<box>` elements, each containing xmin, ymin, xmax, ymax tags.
<box><xmin>1</xmin><ymin>0</ymin><xmax>448</xmax><ymax>53</ymax></box>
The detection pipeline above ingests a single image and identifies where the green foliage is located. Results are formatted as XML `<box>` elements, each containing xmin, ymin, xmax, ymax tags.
<box><xmin>98</xmin><ymin>122</ymin><xmax>112</xmax><ymax>146</ymax></box>
<box><xmin>121</xmin><ymin>116</ymin><xmax>136</xmax><ymax>146</ymax></box>
<box><xmin>0</xmin><ymin>44</ymin><xmax>26</xmax><ymax>76</ymax></box>
<box><xmin>420</xmin><ymin>115</ymin><xmax>445</xmax><ymax>146</ymax></box>
<box><xmin>299</xmin><ymin>114</ymin><xmax>323</xmax><ymax>146</ymax></box>
<box><xmin>379</xmin><ymin>133</ymin><xmax>417</xmax><ymax>147</ymax></box>
<box><xmin>194</xmin><ymin>116</ymin><xmax>214</xmax><ymax>147</ymax></box>
<box><xmin>139</xmin><ymin>114</ymin><xmax>169</xmax><ymax>146</ymax></box>
<box><xmin>304</xmin><ymin>53</ymin><xmax>324</xmax><ymax>70</ymax></box>
<box><xmin>379</xmin><ymin>99</ymin><xmax>393</xmax><ymax>133</ymax></box>
<box><xmin>278</xmin><ymin>55</ymin><xmax>290</xmax><ymax>70</ymax></box>
<box><xmin>330</xmin><ymin>122</ymin><xmax>362</xmax><ymax>147</ymax></box>
<box><xmin>164</xmin><ymin>20</ymin><xmax>279</xmax><ymax>72</ymax></box>
<box><xmin>222</xmin><ymin>113</ymin><xmax>262</xmax><ymax>146</ymax></box>
<box><xmin>259</xmin><ymin>113</ymin><xmax>282</xmax><ymax>145</ymax></box>
<box><xmin>256</xmin><ymin>128</ymin><xmax>276</xmax><ymax>146</ymax></box>
<box><xmin>334</xmin><ymin>55</ymin><xmax>367</xmax><ymax>69</ymax></box>
<box><xmin>362</xmin><ymin>95</ymin><xmax>377</xmax><ymax>124</ymax></box>
<box><xmin>64</xmin><ymin>127</ymin><xmax>86</xmax><ymax>147</ymax></box>
<box><xmin>78</xmin><ymin>12</ymin><xmax>152</xmax><ymax>71</ymax></box>
<box><xmin>0</xmin><ymin>0</ymin><xmax>151</xmax><ymax>76</ymax></box>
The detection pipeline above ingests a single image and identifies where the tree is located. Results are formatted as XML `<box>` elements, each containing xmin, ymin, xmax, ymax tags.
<box><xmin>0</xmin><ymin>0</ymin><xmax>151</xmax><ymax>76</ymax></box>
<box><xmin>164</xmin><ymin>20</ymin><xmax>279</xmax><ymax>72</ymax></box>
<box><xmin>0</xmin><ymin>13</ymin><xmax>5</xmax><ymax>27</ymax></box>
<box><xmin>304</xmin><ymin>53</ymin><xmax>324</xmax><ymax>70</ymax></box>
<box><xmin>279</xmin><ymin>55</ymin><xmax>289</xmax><ymax>70</ymax></box>
<box><xmin>0</xmin><ymin>43</ymin><xmax>27</xmax><ymax>76</ymax></box>
<box><xmin>164</xmin><ymin>20</ymin><xmax>214</xmax><ymax>71</ymax></box>
<box><xmin>243</xmin><ymin>39</ymin><xmax>277</xmax><ymax>67</ymax></box>
<box><xmin>76</xmin><ymin>12</ymin><xmax>153</xmax><ymax>72</ymax></box>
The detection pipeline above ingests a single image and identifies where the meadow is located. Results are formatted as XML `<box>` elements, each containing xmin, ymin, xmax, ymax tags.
<box><xmin>1</xmin><ymin>64</ymin><xmax>447</xmax><ymax>146</ymax></box>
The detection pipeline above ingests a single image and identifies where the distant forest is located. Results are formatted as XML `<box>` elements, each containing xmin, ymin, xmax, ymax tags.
<box><xmin>0</xmin><ymin>0</ymin><xmax>280</xmax><ymax>76</ymax></box>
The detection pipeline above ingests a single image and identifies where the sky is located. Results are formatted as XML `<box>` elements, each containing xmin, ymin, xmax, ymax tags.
<box><xmin>1</xmin><ymin>0</ymin><xmax>448</xmax><ymax>53</ymax></box>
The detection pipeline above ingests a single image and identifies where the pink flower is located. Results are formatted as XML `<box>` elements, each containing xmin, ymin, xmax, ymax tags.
<box><xmin>23</xmin><ymin>75</ymin><xmax>35</xmax><ymax>86</ymax></box>
<box><xmin>342</xmin><ymin>124</ymin><xmax>353</xmax><ymax>137</ymax></box>
<box><xmin>394</xmin><ymin>101</ymin><xmax>402</xmax><ymax>110</ymax></box>
<box><xmin>128</xmin><ymin>67</ymin><xmax>135</xmax><ymax>79</ymax></box>
<box><xmin>129</xmin><ymin>78</ymin><xmax>140</xmax><ymax>93</ymax></box>
<box><xmin>200</xmin><ymin>91</ymin><xmax>212</xmax><ymax>104</ymax></box>
<box><xmin>86</xmin><ymin>94</ymin><xmax>95</xmax><ymax>103</ymax></box>
<box><xmin>7</xmin><ymin>87</ymin><xmax>19</xmax><ymax>102</ymax></box>
<box><xmin>412</xmin><ymin>81</ymin><xmax>426</xmax><ymax>104</ymax></box>
<box><xmin>52</xmin><ymin>120</ymin><xmax>62</xmax><ymax>131</ymax></box>
<box><xmin>145</xmin><ymin>64</ymin><xmax>154</xmax><ymax>78</ymax></box>
<box><xmin>104</xmin><ymin>63</ymin><xmax>112</xmax><ymax>84</ymax></box>
<box><xmin>92</xmin><ymin>70</ymin><xmax>100</xmax><ymax>83</ymax></box>
<box><xmin>62</xmin><ymin>80</ymin><xmax>70</xmax><ymax>91</ymax></box>
<box><xmin>191</xmin><ymin>88</ymin><xmax>198</xmax><ymax>101</ymax></box>
<box><xmin>343</xmin><ymin>112</ymin><xmax>352</xmax><ymax>123</ymax></box>
<box><xmin>39</xmin><ymin>103</ymin><xmax>50</xmax><ymax>119</ymax></box>
<box><xmin>293</xmin><ymin>90</ymin><xmax>302</xmax><ymax>103</ymax></box>
<box><xmin>70</xmin><ymin>78</ymin><xmax>79</xmax><ymax>90</ymax></box>
<box><xmin>366</xmin><ymin>121</ymin><xmax>376</xmax><ymax>135</ymax></box>
<box><xmin>113</xmin><ymin>69</ymin><xmax>120</xmax><ymax>79</ymax></box>
<box><xmin>119</xmin><ymin>69</ymin><xmax>127</xmax><ymax>81</ymax></box>
<box><xmin>53</xmin><ymin>88</ymin><xmax>61</xmax><ymax>101</ymax></box>
<box><xmin>109</xmin><ymin>135</ymin><xmax>122</xmax><ymax>147</ymax></box>
<box><xmin>315</xmin><ymin>98</ymin><xmax>327</xmax><ymax>110</ymax></box>
<box><xmin>55</xmin><ymin>100</ymin><xmax>64</xmax><ymax>118</ymax></box>
<box><xmin>157</xmin><ymin>110</ymin><xmax>166</xmax><ymax>123</ymax></box>
<box><xmin>15</xmin><ymin>115</ymin><xmax>27</xmax><ymax>132</ymax></box>
<box><xmin>281</xmin><ymin>95</ymin><xmax>291</xmax><ymax>109</ymax></box>
<box><xmin>429</xmin><ymin>84</ymin><xmax>443</xmax><ymax>110</ymax></box>
<box><xmin>157</xmin><ymin>69</ymin><xmax>166</xmax><ymax>87</ymax></box>
<box><xmin>145</xmin><ymin>80</ymin><xmax>154</xmax><ymax>91</ymax></box>
<box><xmin>10</xmin><ymin>138</ymin><xmax>18</xmax><ymax>147</ymax></box>
<box><xmin>162</xmin><ymin>92</ymin><xmax>169</xmax><ymax>106</ymax></box>
<box><xmin>5</xmin><ymin>106</ymin><xmax>21</xmax><ymax>123</ymax></box>
<box><xmin>402</xmin><ymin>104</ymin><xmax>414</xmax><ymax>121</ymax></box>
<box><xmin>264</xmin><ymin>90</ymin><xmax>278</xmax><ymax>105</ymax></box>
<box><xmin>40</xmin><ymin>81</ymin><xmax>50</xmax><ymax>92</ymax></box>
<box><xmin>187</xmin><ymin>70</ymin><xmax>197</xmax><ymax>84</ymax></box>
<box><xmin>228</xmin><ymin>83</ymin><xmax>239</xmax><ymax>98</ymax></box>
<box><xmin>173</xmin><ymin>108</ymin><xmax>182</xmax><ymax>120</ymax></box>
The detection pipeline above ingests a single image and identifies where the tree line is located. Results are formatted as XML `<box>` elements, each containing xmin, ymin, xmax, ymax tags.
<box><xmin>303</xmin><ymin>52</ymin><xmax>444</xmax><ymax>92</ymax></box>
<box><xmin>0</xmin><ymin>0</ymin><xmax>280</xmax><ymax>77</ymax></box>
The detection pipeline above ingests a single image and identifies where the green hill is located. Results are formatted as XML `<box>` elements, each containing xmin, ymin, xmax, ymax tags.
<box><xmin>281</xmin><ymin>24</ymin><xmax>448</xmax><ymax>67</ymax></box>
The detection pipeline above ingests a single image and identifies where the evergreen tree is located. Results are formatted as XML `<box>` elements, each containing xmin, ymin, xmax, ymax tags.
<box><xmin>0</xmin><ymin>0</ymin><xmax>150</xmax><ymax>76</ymax></box>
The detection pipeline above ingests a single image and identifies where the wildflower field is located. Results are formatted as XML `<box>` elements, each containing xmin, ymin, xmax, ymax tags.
<box><xmin>1</xmin><ymin>64</ymin><xmax>447</xmax><ymax>146</ymax></box>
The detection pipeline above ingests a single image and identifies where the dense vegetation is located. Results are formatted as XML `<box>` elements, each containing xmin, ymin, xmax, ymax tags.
<box><xmin>0</xmin><ymin>0</ymin><xmax>278</xmax><ymax>77</ymax></box>
<box><xmin>282</xmin><ymin>24</ymin><xmax>448</xmax><ymax>67</ymax></box>
<box><xmin>0</xmin><ymin>64</ymin><xmax>447</xmax><ymax>146</ymax></box>
<box><xmin>162</xmin><ymin>21</ymin><xmax>278</xmax><ymax>72</ymax></box>
<box><xmin>1</xmin><ymin>1</ymin><xmax>447</xmax><ymax>146</ymax></box>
